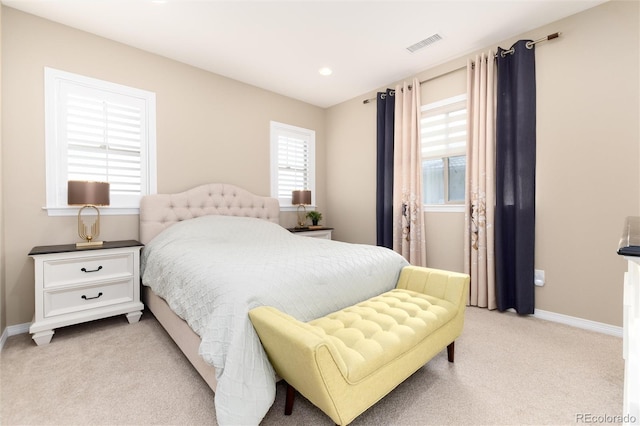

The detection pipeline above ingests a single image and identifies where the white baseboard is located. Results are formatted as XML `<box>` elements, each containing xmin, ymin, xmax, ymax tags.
<box><xmin>533</xmin><ymin>309</ymin><xmax>623</xmax><ymax>338</ymax></box>
<box><xmin>0</xmin><ymin>322</ymin><xmax>31</xmax><ymax>352</ymax></box>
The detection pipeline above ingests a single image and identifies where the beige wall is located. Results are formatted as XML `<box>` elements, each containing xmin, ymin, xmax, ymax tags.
<box><xmin>327</xmin><ymin>0</ymin><xmax>640</xmax><ymax>327</ymax></box>
<box><xmin>1</xmin><ymin>7</ymin><xmax>325</xmax><ymax>326</ymax></box>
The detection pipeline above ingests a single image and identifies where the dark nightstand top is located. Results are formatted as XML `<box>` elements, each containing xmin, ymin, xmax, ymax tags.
<box><xmin>618</xmin><ymin>217</ymin><xmax>640</xmax><ymax>257</ymax></box>
<box><xmin>287</xmin><ymin>227</ymin><xmax>334</xmax><ymax>233</ymax></box>
<box><xmin>29</xmin><ymin>240</ymin><xmax>144</xmax><ymax>256</ymax></box>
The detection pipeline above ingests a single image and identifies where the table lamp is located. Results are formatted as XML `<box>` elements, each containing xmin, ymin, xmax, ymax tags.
<box><xmin>291</xmin><ymin>189</ymin><xmax>311</xmax><ymax>228</ymax></box>
<box><xmin>67</xmin><ymin>180</ymin><xmax>110</xmax><ymax>247</ymax></box>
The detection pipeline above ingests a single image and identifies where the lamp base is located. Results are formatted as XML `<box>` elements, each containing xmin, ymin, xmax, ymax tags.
<box><xmin>297</xmin><ymin>204</ymin><xmax>308</xmax><ymax>228</ymax></box>
<box><xmin>76</xmin><ymin>205</ymin><xmax>103</xmax><ymax>248</ymax></box>
<box><xmin>76</xmin><ymin>241</ymin><xmax>104</xmax><ymax>248</ymax></box>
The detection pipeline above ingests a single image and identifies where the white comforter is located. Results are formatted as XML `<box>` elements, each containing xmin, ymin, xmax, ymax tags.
<box><xmin>140</xmin><ymin>215</ymin><xmax>408</xmax><ymax>425</ymax></box>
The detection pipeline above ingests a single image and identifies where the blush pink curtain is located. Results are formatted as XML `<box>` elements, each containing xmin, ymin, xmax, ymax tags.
<box><xmin>393</xmin><ymin>78</ymin><xmax>426</xmax><ymax>266</ymax></box>
<box><xmin>464</xmin><ymin>52</ymin><xmax>497</xmax><ymax>309</ymax></box>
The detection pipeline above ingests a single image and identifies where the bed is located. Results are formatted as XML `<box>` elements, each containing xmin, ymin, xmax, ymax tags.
<box><xmin>138</xmin><ymin>183</ymin><xmax>408</xmax><ymax>425</ymax></box>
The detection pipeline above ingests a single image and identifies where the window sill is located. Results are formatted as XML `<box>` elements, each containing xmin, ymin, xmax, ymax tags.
<box><xmin>423</xmin><ymin>204</ymin><xmax>465</xmax><ymax>213</ymax></box>
<box><xmin>280</xmin><ymin>205</ymin><xmax>317</xmax><ymax>213</ymax></box>
<box><xmin>43</xmin><ymin>206</ymin><xmax>140</xmax><ymax>216</ymax></box>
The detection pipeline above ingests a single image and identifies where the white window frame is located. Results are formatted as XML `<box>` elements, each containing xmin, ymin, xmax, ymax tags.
<box><xmin>270</xmin><ymin>121</ymin><xmax>316</xmax><ymax>211</ymax></box>
<box><xmin>421</xmin><ymin>94</ymin><xmax>467</xmax><ymax>213</ymax></box>
<box><xmin>44</xmin><ymin>67</ymin><xmax>157</xmax><ymax>216</ymax></box>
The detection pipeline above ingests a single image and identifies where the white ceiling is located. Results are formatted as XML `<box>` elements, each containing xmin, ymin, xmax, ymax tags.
<box><xmin>3</xmin><ymin>0</ymin><xmax>607</xmax><ymax>108</ymax></box>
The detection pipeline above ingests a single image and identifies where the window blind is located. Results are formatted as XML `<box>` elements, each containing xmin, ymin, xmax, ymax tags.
<box><xmin>270</xmin><ymin>121</ymin><xmax>315</xmax><ymax>207</ymax></box>
<box><xmin>276</xmin><ymin>132</ymin><xmax>310</xmax><ymax>199</ymax></box>
<box><xmin>64</xmin><ymin>90</ymin><xmax>144</xmax><ymax>196</ymax></box>
<box><xmin>421</xmin><ymin>99</ymin><xmax>467</xmax><ymax>159</ymax></box>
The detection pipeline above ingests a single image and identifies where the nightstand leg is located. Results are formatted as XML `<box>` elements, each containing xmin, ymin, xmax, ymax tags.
<box><xmin>126</xmin><ymin>311</ymin><xmax>142</xmax><ymax>324</ymax></box>
<box><xmin>32</xmin><ymin>330</ymin><xmax>54</xmax><ymax>346</ymax></box>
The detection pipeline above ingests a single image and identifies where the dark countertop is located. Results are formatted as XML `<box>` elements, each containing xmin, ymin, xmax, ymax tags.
<box><xmin>617</xmin><ymin>217</ymin><xmax>640</xmax><ymax>257</ymax></box>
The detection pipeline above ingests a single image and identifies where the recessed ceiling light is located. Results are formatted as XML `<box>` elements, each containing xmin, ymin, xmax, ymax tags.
<box><xmin>318</xmin><ymin>67</ymin><xmax>333</xmax><ymax>76</ymax></box>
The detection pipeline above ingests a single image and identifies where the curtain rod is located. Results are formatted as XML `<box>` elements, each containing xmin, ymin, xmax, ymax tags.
<box><xmin>362</xmin><ymin>66</ymin><xmax>465</xmax><ymax>104</ymax></box>
<box><xmin>362</xmin><ymin>31</ymin><xmax>560</xmax><ymax>105</ymax></box>
<box><xmin>497</xmin><ymin>32</ymin><xmax>560</xmax><ymax>57</ymax></box>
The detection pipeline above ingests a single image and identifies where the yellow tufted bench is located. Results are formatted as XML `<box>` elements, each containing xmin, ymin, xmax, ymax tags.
<box><xmin>249</xmin><ymin>265</ymin><xmax>470</xmax><ymax>425</ymax></box>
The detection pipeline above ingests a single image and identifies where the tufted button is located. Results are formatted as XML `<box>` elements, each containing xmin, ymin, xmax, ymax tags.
<box><xmin>309</xmin><ymin>288</ymin><xmax>457</xmax><ymax>382</ymax></box>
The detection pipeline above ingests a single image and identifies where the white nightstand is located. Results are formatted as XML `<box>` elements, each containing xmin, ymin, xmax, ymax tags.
<box><xmin>288</xmin><ymin>227</ymin><xmax>333</xmax><ymax>240</ymax></box>
<box><xmin>28</xmin><ymin>240</ymin><xmax>144</xmax><ymax>345</ymax></box>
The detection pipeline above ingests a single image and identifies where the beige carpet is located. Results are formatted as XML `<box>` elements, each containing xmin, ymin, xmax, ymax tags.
<box><xmin>0</xmin><ymin>307</ymin><xmax>624</xmax><ymax>425</ymax></box>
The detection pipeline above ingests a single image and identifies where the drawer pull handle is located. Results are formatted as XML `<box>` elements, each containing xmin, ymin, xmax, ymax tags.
<box><xmin>81</xmin><ymin>292</ymin><xmax>103</xmax><ymax>301</ymax></box>
<box><xmin>81</xmin><ymin>266</ymin><xmax>103</xmax><ymax>273</ymax></box>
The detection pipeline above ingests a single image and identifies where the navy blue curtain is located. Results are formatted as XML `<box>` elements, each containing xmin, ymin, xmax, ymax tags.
<box><xmin>376</xmin><ymin>89</ymin><xmax>394</xmax><ymax>248</ymax></box>
<box><xmin>495</xmin><ymin>40</ymin><xmax>536</xmax><ymax>314</ymax></box>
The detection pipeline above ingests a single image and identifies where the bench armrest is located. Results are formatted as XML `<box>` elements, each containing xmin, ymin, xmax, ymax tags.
<box><xmin>249</xmin><ymin>306</ymin><xmax>348</xmax><ymax>421</ymax></box>
<box><xmin>249</xmin><ymin>306</ymin><xmax>347</xmax><ymax>375</ymax></box>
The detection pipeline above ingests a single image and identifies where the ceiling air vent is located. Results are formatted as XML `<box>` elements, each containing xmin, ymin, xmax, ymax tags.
<box><xmin>406</xmin><ymin>33</ymin><xmax>443</xmax><ymax>53</ymax></box>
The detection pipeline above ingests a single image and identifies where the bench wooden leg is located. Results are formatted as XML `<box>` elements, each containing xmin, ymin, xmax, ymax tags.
<box><xmin>447</xmin><ymin>341</ymin><xmax>455</xmax><ymax>362</ymax></box>
<box><xmin>285</xmin><ymin>382</ymin><xmax>295</xmax><ymax>415</ymax></box>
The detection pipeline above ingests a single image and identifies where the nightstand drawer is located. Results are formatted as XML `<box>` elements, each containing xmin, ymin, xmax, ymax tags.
<box><xmin>44</xmin><ymin>278</ymin><xmax>134</xmax><ymax>318</ymax></box>
<box><xmin>43</xmin><ymin>252</ymin><xmax>134</xmax><ymax>288</ymax></box>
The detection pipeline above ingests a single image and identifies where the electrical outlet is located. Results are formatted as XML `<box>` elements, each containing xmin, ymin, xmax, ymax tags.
<box><xmin>534</xmin><ymin>269</ymin><xmax>545</xmax><ymax>286</ymax></box>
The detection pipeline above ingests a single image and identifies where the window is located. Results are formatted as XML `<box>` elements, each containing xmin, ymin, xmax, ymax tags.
<box><xmin>421</xmin><ymin>94</ymin><xmax>467</xmax><ymax>209</ymax></box>
<box><xmin>270</xmin><ymin>121</ymin><xmax>315</xmax><ymax>209</ymax></box>
<box><xmin>44</xmin><ymin>67</ymin><xmax>156</xmax><ymax>215</ymax></box>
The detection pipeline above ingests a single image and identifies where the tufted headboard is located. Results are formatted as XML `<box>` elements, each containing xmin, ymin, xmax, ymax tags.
<box><xmin>139</xmin><ymin>183</ymin><xmax>281</xmax><ymax>244</ymax></box>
